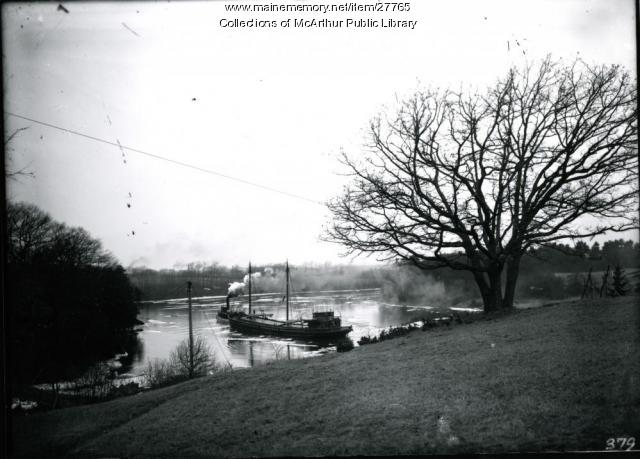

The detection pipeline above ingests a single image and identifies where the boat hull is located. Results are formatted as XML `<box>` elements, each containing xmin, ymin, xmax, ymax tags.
<box><xmin>228</xmin><ymin>315</ymin><xmax>352</xmax><ymax>339</ymax></box>
<box><xmin>216</xmin><ymin>311</ymin><xmax>229</xmax><ymax>320</ymax></box>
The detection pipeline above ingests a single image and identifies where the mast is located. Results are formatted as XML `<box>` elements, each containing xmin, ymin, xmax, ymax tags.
<box><xmin>187</xmin><ymin>281</ymin><xmax>194</xmax><ymax>379</ymax></box>
<box><xmin>286</xmin><ymin>260</ymin><xmax>289</xmax><ymax>322</ymax></box>
<box><xmin>248</xmin><ymin>262</ymin><xmax>252</xmax><ymax>315</ymax></box>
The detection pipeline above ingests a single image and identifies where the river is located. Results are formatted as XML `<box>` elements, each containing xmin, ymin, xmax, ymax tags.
<box><xmin>115</xmin><ymin>288</ymin><xmax>479</xmax><ymax>380</ymax></box>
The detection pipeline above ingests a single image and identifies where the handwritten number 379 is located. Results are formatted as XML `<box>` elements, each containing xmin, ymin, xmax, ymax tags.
<box><xmin>606</xmin><ymin>437</ymin><xmax>635</xmax><ymax>451</ymax></box>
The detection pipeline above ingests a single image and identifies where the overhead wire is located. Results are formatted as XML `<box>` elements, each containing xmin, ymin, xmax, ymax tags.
<box><xmin>6</xmin><ymin>109</ymin><xmax>324</xmax><ymax>368</ymax></box>
<box><xmin>4</xmin><ymin>111</ymin><xmax>325</xmax><ymax>206</ymax></box>
<box><xmin>200</xmin><ymin>308</ymin><xmax>233</xmax><ymax>369</ymax></box>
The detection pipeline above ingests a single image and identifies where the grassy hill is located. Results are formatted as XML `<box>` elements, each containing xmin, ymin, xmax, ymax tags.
<box><xmin>10</xmin><ymin>296</ymin><xmax>640</xmax><ymax>457</ymax></box>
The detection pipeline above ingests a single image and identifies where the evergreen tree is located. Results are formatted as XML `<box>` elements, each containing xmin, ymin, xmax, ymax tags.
<box><xmin>611</xmin><ymin>264</ymin><xmax>629</xmax><ymax>296</ymax></box>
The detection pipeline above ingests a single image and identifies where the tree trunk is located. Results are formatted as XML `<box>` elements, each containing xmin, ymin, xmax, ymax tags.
<box><xmin>485</xmin><ymin>267</ymin><xmax>504</xmax><ymax>312</ymax></box>
<box><xmin>502</xmin><ymin>254</ymin><xmax>521</xmax><ymax>309</ymax></box>
<box><xmin>473</xmin><ymin>264</ymin><xmax>510</xmax><ymax>313</ymax></box>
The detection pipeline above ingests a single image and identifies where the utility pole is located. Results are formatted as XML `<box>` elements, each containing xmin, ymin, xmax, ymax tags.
<box><xmin>187</xmin><ymin>280</ymin><xmax>194</xmax><ymax>378</ymax></box>
<box><xmin>286</xmin><ymin>260</ymin><xmax>289</xmax><ymax>322</ymax></box>
<box><xmin>248</xmin><ymin>262</ymin><xmax>252</xmax><ymax>315</ymax></box>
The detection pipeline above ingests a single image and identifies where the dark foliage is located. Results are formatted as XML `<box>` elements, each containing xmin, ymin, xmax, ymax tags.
<box><xmin>128</xmin><ymin>262</ymin><xmax>382</xmax><ymax>300</ymax></box>
<box><xmin>6</xmin><ymin>202</ymin><xmax>140</xmax><ymax>390</ymax></box>
<box><xmin>517</xmin><ymin>272</ymin><xmax>566</xmax><ymax>300</ymax></box>
<box><xmin>611</xmin><ymin>264</ymin><xmax>630</xmax><ymax>296</ymax></box>
<box><xmin>336</xmin><ymin>339</ymin><xmax>355</xmax><ymax>352</ymax></box>
<box><xmin>387</xmin><ymin>240</ymin><xmax>639</xmax><ymax>305</ymax></box>
<box><xmin>358</xmin><ymin>323</ymin><xmax>423</xmax><ymax>346</ymax></box>
<box><xmin>357</xmin><ymin>310</ymin><xmax>479</xmax><ymax>346</ymax></box>
<box><xmin>523</xmin><ymin>240</ymin><xmax>640</xmax><ymax>273</ymax></box>
<box><xmin>128</xmin><ymin>263</ymin><xmax>247</xmax><ymax>300</ymax></box>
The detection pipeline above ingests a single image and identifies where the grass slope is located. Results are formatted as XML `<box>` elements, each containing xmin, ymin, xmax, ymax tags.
<box><xmin>11</xmin><ymin>296</ymin><xmax>640</xmax><ymax>457</ymax></box>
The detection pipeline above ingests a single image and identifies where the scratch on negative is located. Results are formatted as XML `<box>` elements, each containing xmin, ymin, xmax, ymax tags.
<box><xmin>116</xmin><ymin>139</ymin><xmax>127</xmax><ymax>164</ymax></box>
<box><xmin>122</xmin><ymin>22</ymin><xmax>140</xmax><ymax>37</ymax></box>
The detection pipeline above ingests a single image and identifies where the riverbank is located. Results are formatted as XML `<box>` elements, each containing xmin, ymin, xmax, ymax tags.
<box><xmin>11</xmin><ymin>296</ymin><xmax>639</xmax><ymax>456</ymax></box>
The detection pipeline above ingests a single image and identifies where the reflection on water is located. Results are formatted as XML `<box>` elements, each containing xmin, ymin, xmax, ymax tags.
<box><xmin>121</xmin><ymin>288</ymin><xmax>465</xmax><ymax>377</ymax></box>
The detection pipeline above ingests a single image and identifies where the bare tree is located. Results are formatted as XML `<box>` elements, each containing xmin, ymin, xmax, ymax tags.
<box><xmin>6</xmin><ymin>202</ymin><xmax>56</xmax><ymax>263</ymax></box>
<box><xmin>326</xmin><ymin>58</ymin><xmax>638</xmax><ymax>312</ymax></box>
<box><xmin>5</xmin><ymin>126</ymin><xmax>35</xmax><ymax>180</ymax></box>
<box><xmin>6</xmin><ymin>202</ymin><xmax>115</xmax><ymax>267</ymax></box>
<box><xmin>170</xmin><ymin>336</ymin><xmax>214</xmax><ymax>377</ymax></box>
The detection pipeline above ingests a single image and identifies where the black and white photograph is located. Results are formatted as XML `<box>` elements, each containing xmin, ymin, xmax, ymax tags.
<box><xmin>3</xmin><ymin>0</ymin><xmax>639</xmax><ymax>456</ymax></box>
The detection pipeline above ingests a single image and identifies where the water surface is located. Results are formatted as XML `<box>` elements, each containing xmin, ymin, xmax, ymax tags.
<box><xmin>120</xmin><ymin>288</ymin><xmax>462</xmax><ymax>378</ymax></box>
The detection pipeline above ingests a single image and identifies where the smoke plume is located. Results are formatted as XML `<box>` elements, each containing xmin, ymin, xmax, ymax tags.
<box><xmin>227</xmin><ymin>281</ymin><xmax>245</xmax><ymax>298</ymax></box>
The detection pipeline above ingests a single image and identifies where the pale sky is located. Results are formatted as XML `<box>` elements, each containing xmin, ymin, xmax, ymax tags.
<box><xmin>3</xmin><ymin>0</ymin><xmax>636</xmax><ymax>269</ymax></box>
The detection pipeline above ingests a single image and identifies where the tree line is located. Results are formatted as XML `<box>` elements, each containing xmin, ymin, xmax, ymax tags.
<box><xmin>127</xmin><ymin>262</ymin><xmax>382</xmax><ymax>300</ymax></box>
<box><xmin>6</xmin><ymin>202</ymin><xmax>140</xmax><ymax>391</ymax></box>
<box><xmin>381</xmin><ymin>240</ymin><xmax>639</xmax><ymax>306</ymax></box>
<box><xmin>128</xmin><ymin>239</ymin><xmax>638</xmax><ymax>304</ymax></box>
<box><xmin>527</xmin><ymin>240</ymin><xmax>639</xmax><ymax>272</ymax></box>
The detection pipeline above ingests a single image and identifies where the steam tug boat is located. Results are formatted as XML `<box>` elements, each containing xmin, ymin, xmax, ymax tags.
<box><xmin>219</xmin><ymin>262</ymin><xmax>352</xmax><ymax>339</ymax></box>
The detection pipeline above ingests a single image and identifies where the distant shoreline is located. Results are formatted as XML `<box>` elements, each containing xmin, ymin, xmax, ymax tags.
<box><xmin>137</xmin><ymin>287</ymin><xmax>382</xmax><ymax>304</ymax></box>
